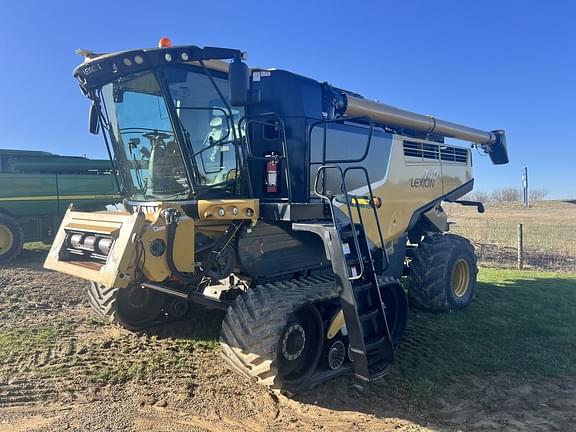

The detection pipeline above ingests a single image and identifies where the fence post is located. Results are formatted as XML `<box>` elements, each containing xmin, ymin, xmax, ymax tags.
<box><xmin>517</xmin><ymin>223</ymin><xmax>524</xmax><ymax>270</ymax></box>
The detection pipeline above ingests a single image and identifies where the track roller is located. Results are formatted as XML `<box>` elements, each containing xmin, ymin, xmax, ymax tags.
<box><xmin>321</xmin><ymin>337</ymin><xmax>347</xmax><ymax>370</ymax></box>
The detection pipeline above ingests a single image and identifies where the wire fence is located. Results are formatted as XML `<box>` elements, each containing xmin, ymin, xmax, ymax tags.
<box><xmin>450</xmin><ymin>220</ymin><xmax>576</xmax><ymax>273</ymax></box>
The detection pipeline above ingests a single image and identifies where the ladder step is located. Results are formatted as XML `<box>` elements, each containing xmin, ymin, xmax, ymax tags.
<box><xmin>352</xmin><ymin>282</ymin><xmax>372</xmax><ymax>293</ymax></box>
<box><xmin>294</xmin><ymin>222</ymin><xmax>394</xmax><ymax>384</ymax></box>
<box><xmin>345</xmin><ymin>257</ymin><xmax>360</xmax><ymax>266</ymax></box>
<box><xmin>365</xmin><ymin>336</ymin><xmax>388</xmax><ymax>351</ymax></box>
<box><xmin>359</xmin><ymin>309</ymin><xmax>380</xmax><ymax>321</ymax></box>
<box><xmin>339</xmin><ymin>228</ymin><xmax>364</xmax><ymax>240</ymax></box>
<box><xmin>367</xmin><ymin>359</ymin><xmax>393</xmax><ymax>377</ymax></box>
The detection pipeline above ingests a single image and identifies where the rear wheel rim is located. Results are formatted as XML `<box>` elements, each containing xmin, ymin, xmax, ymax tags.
<box><xmin>0</xmin><ymin>225</ymin><xmax>14</xmax><ymax>256</ymax></box>
<box><xmin>451</xmin><ymin>259</ymin><xmax>470</xmax><ymax>298</ymax></box>
<box><xmin>278</xmin><ymin>304</ymin><xmax>323</xmax><ymax>385</ymax></box>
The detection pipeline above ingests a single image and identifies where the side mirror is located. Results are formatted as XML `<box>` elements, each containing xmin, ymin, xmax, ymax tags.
<box><xmin>229</xmin><ymin>58</ymin><xmax>250</xmax><ymax>107</ymax></box>
<box><xmin>89</xmin><ymin>102</ymin><xmax>100</xmax><ymax>135</ymax></box>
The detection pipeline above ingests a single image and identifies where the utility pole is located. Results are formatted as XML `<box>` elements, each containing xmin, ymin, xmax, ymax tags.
<box><xmin>522</xmin><ymin>166</ymin><xmax>529</xmax><ymax>208</ymax></box>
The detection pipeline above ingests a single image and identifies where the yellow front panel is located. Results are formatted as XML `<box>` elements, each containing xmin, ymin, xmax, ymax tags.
<box><xmin>140</xmin><ymin>217</ymin><xmax>196</xmax><ymax>282</ymax></box>
<box><xmin>44</xmin><ymin>210</ymin><xmax>145</xmax><ymax>288</ymax></box>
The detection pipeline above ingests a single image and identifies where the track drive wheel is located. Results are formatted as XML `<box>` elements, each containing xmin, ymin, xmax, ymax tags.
<box><xmin>408</xmin><ymin>233</ymin><xmax>478</xmax><ymax>312</ymax></box>
<box><xmin>220</xmin><ymin>276</ymin><xmax>338</xmax><ymax>395</ymax></box>
<box><xmin>0</xmin><ymin>214</ymin><xmax>24</xmax><ymax>265</ymax></box>
<box><xmin>88</xmin><ymin>282</ymin><xmax>166</xmax><ymax>330</ymax></box>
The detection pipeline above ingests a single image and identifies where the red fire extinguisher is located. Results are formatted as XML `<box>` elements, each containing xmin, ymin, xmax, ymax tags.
<box><xmin>265</xmin><ymin>153</ymin><xmax>279</xmax><ymax>193</ymax></box>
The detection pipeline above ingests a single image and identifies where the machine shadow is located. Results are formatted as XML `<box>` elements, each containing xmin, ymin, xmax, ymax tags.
<box><xmin>291</xmin><ymin>275</ymin><xmax>576</xmax><ymax>430</ymax></box>
<box><xmin>3</xmin><ymin>247</ymin><xmax>50</xmax><ymax>270</ymax></box>
<box><xmin>144</xmin><ymin>305</ymin><xmax>225</xmax><ymax>342</ymax></box>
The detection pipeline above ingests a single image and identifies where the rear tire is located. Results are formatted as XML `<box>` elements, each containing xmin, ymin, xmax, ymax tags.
<box><xmin>408</xmin><ymin>234</ymin><xmax>478</xmax><ymax>312</ymax></box>
<box><xmin>0</xmin><ymin>214</ymin><xmax>24</xmax><ymax>265</ymax></box>
<box><xmin>88</xmin><ymin>282</ymin><xmax>166</xmax><ymax>330</ymax></box>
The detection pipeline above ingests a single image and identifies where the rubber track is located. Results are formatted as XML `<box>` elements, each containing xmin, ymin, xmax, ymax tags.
<box><xmin>408</xmin><ymin>233</ymin><xmax>477</xmax><ymax>312</ymax></box>
<box><xmin>220</xmin><ymin>273</ymin><xmax>339</xmax><ymax>394</ymax></box>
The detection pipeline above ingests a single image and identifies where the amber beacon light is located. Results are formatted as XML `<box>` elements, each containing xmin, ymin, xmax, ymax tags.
<box><xmin>158</xmin><ymin>37</ymin><xmax>173</xmax><ymax>48</ymax></box>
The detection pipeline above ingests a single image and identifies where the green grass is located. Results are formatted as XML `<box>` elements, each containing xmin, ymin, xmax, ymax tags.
<box><xmin>23</xmin><ymin>241</ymin><xmax>51</xmax><ymax>252</ymax></box>
<box><xmin>85</xmin><ymin>336</ymin><xmax>218</xmax><ymax>385</ymax></box>
<box><xmin>382</xmin><ymin>268</ymin><xmax>576</xmax><ymax>398</ymax></box>
<box><xmin>0</xmin><ymin>323</ymin><xmax>68</xmax><ymax>362</ymax></box>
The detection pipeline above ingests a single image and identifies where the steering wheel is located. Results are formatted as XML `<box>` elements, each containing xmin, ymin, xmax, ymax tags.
<box><xmin>143</xmin><ymin>131</ymin><xmax>172</xmax><ymax>148</ymax></box>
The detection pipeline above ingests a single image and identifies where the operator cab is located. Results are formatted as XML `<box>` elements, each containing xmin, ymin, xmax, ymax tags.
<box><xmin>76</xmin><ymin>42</ymin><xmax>250</xmax><ymax>203</ymax></box>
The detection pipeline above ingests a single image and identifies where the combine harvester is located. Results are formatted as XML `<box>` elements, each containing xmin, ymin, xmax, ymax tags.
<box><xmin>45</xmin><ymin>39</ymin><xmax>508</xmax><ymax>393</ymax></box>
<box><xmin>0</xmin><ymin>149</ymin><xmax>118</xmax><ymax>263</ymax></box>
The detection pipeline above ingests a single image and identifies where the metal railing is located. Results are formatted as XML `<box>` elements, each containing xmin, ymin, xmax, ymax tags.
<box><xmin>313</xmin><ymin>164</ymin><xmax>389</xmax><ymax>279</ymax></box>
<box><xmin>238</xmin><ymin>112</ymin><xmax>292</xmax><ymax>201</ymax></box>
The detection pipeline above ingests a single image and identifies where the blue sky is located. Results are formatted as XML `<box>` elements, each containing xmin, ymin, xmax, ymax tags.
<box><xmin>0</xmin><ymin>1</ymin><xmax>574</xmax><ymax>198</ymax></box>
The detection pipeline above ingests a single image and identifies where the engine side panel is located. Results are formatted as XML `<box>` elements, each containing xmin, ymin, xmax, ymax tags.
<box><xmin>236</xmin><ymin>222</ymin><xmax>330</xmax><ymax>279</ymax></box>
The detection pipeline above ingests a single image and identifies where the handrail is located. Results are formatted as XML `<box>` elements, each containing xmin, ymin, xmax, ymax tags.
<box><xmin>308</xmin><ymin>116</ymin><xmax>375</xmax><ymax>165</ymax></box>
<box><xmin>343</xmin><ymin>166</ymin><xmax>389</xmax><ymax>270</ymax></box>
<box><xmin>238</xmin><ymin>112</ymin><xmax>292</xmax><ymax>201</ymax></box>
<box><xmin>313</xmin><ymin>165</ymin><xmax>365</xmax><ymax>281</ymax></box>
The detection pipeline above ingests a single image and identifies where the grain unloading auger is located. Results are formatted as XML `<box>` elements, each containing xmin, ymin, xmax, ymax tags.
<box><xmin>45</xmin><ymin>39</ymin><xmax>508</xmax><ymax>394</ymax></box>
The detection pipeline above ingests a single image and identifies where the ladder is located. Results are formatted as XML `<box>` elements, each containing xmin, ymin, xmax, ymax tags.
<box><xmin>294</xmin><ymin>165</ymin><xmax>395</xmax><ymax>382</ymax></box>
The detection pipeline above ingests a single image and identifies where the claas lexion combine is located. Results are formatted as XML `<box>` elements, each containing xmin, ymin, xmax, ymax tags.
<box><xmin>45</xmin><ymin>39</ymin><xmax>508</xmax><ymax>394</ymax></box>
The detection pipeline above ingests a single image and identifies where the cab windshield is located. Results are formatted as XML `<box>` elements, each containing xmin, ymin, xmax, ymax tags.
<box><xmin>98</xmin><ymin>66</ymin><xmax>243</xmax><ymax>201</ymax></box>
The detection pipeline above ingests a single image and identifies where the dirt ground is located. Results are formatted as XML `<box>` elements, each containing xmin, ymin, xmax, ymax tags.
<box><xmin>1</xmin><ymin>250</ymin><xmax>575</xmax><ymax>431</ymax></box>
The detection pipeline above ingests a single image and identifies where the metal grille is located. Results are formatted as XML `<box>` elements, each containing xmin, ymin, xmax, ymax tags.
<box><xmin>403</xmin><ymin>140</ymin><xmax>468</xmax><ymax>164</ymax></box>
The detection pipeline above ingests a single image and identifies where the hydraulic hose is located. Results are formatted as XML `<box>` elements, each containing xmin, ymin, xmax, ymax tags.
<box><xmin>162</xmin><ymin>208</ymin><xmax>245</xmax><ymax>283</ymax></box>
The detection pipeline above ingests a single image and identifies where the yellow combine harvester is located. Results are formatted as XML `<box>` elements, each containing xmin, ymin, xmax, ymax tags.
<box><xmin>45</xmin><ymin>39</ymin><xmax>508</xmax><ymax>394</ymax></box>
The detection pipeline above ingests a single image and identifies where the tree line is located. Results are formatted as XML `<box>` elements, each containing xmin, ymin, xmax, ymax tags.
<box><xmin>465</xmin><ymin>188</ymin><xmax>549</xmax><ymax>203</ymax></box>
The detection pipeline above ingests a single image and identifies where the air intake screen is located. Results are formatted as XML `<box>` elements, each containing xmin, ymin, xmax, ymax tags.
<box><xmin>403</xmin><ymin>140</ymin><xmax>468</xmax><ymax>164</ymax></box>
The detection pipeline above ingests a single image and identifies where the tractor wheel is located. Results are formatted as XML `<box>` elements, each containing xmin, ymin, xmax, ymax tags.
<box><xmin>88</xmin><ymin>282</ymin><xmax>166</xmax><ymax>330</ymax></box>
<box><xmin>220</xmin><ymin>275</ymin><xmax>338</xmax><ymax>395</ymax></box>
<box><xmin>0</xmin><ymin>214</ymin><xmax>24</xmax><ymax>265</ymax></box>
<box><xmin>408</xmin><ymin>234</ymin><xmax>478</xmax><ymax>312</ymax></box>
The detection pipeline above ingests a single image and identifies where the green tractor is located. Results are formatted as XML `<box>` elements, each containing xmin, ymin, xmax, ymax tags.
<box><xmin>0</xmin><ymin>149</ymin><xmax>119</xmax><ymax>263</ymax></box>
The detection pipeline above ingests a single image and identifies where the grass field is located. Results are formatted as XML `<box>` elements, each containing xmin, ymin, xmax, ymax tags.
<box><xmin>446</xmin><ymin>200</ymin><xmax>576</xmax><ymax>272</ymax></box>
<box><xmin>387</xmin><ymin>268</ymin><xmax>576</xmax><ymax>399</ymax></box>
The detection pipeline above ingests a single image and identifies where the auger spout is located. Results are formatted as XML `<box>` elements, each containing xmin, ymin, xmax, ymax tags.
<box><xmin>342</xmin><ymin>94</ymin><xmax>508</xmax><ymax>164</ymax></box>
